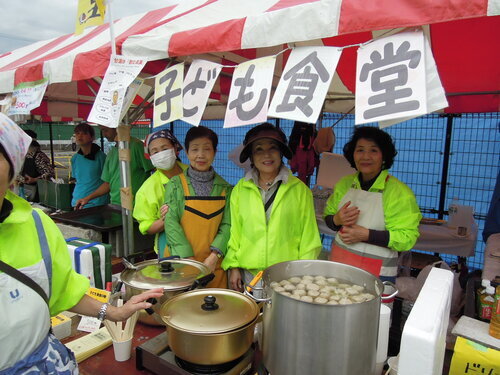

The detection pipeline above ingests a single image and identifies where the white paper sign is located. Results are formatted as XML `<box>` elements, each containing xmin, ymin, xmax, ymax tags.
<box><xmin>119</xmin><ymin>77</ymin><xmax>144</xmax><ymax>122</ymax></box>
<box><xmin>355</xmin><ymin>30</ymin><xmax>427</xmax><ymax>125</ymax></box>
<box><xmin>88</xmin><ymin>55</ymin><xmax>147</xmax><ymax>128</ymax></box>
<box><xmin>379</xmin><ymin>34</ymin><xmax>448</xmax><ymax>128</ymax></box>
<box><xmin>154</xmin><ymin>63</ymin><xmax>184</xmax><ymax>128</ymax></box>
<box><xmin>269</xmin><ymin>46</ymin><xmax>341</xmax><ymax>124</ymax></box>
<box><xmin>224</xmin><ymin>56</ymin><xmax>276</xmax><ymax>128</ymax></box>
<box><xmin>182</xmin><ymin>59</ymin><xmax>222</xmax><ymax>126</ymax></box>
<box><xmin>77</xmin><ymin>315</ymin><xmax>102</xmax><ymax>333</ymax></box>
<box><xmin>8</xmin><ymin>79</ymin><xmax>48</xmax><ymax>115</ymax></box>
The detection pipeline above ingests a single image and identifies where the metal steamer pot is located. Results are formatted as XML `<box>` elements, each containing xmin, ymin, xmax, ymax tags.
<box><xmin>120</xmin><ymin>257</ymin><xmax>213</xmax><ymax>325</ymax></box>
<box><xmin>245</xmin><ymin>260</ymin><xmax>397</xmax><ymax>375</ymax></box>
<box><xmin>160</xmin><ymin>289</ymin><xmax>260</xmax><ymax>365</ymax></box>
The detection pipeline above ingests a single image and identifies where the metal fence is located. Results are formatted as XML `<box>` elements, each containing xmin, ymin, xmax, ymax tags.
<box><xmin>22</xmin><ymin>113</ymin><xmax>499</xmax><ymax>270</ymax></box>
<box><xmin>166</xmin><ymin>113</ymin><xmax>499</xmax><ymax>271</ymax></box>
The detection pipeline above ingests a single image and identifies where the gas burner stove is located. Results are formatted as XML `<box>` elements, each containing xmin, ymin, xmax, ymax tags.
<box><xmin>136</xmin><ymin>332</ymin><xmax>254</xmax><ymax>375</ymax></box>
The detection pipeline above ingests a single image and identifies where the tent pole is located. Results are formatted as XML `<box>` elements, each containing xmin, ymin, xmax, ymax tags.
<box><xmin>117</xmin><ymin>122</ymin><xmax>134</xmax><ymax>256</ymax></box>
<box><xmin>48</xmin><ymin>121</ymin><xmax>55</xmax><ymax>167</ymax></box>
<box><xmin>437</xmin><ymin>113</ymin><xmax>461</xmax><ymax>219</ymax></box>
<box><xmin>106</xmin><ymin>0</ymin><xmax>117</xmax><ymax>56</ymax></box>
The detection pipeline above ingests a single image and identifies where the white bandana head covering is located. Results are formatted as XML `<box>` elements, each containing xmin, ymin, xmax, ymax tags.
<box><xmin>0</xmin><ymin>113</ymin><xmax>32</xmax><ymax>180</ymax></box>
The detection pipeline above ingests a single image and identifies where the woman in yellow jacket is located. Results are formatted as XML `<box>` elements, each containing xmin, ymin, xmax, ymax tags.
<box><xmin>133</xmin><ymin>130</ymin><xmax>187</xmax><ymax>254</ymax></box>
<box><xmin>222</xmin><ymin>123</ymin><xmax>322</xmax><ymax>293</ymax></box>
<box><xmin>323</xmin><ymin>126</ymin><xmax>421</xmax><ymax>282</ymax></box>
<box><xmin>0</xmin><ymin>114</ymin><xmax>162</xmax><ymax>374</ymax></box>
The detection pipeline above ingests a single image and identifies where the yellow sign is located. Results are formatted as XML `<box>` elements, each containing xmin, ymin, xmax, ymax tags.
<box><xmin>75</xmin><ymin>0</ymin><xmax>106</xmax><ymax>35</ymax></box>
<box><xmin>86</xmin><ymin>287</ymin><xmax>110</xmax><ymax>303</ymax></box>
<box><xmin>51</xmin><ymin>313</ymin><xmax>71</xmax><ymax>327</ymax></box>
<box><xmin>449</xmin><ymin>336</ymin><xmax>500</xmax><ymax>375</ymax></box>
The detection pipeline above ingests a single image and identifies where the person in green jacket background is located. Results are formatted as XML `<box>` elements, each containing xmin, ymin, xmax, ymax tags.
<box><xmin>75</xmin><ymin>125</ymin><xmax>153</xmax><ymax>208</ymax></box>
<box><xmin>133</xmin><ymin>129</ymin><xmax>187</xmax><ymax>254</ymax></box>
<box><xmin>223</xmin><ymin>123</ymin><xmax>322</xmax><ymax>294</ymax></box>
<box><xmin>323</xmin><ymin>126</ymin><xmax>421</xmax><ymax>282</ymax></box>
<box><xmin>164</xmin><ymin>126</ymin><xmax>232</xmax><ymax>289</ymax></box>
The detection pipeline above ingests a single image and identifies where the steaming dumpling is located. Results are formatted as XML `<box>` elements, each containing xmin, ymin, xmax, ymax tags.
<box><xmin>307</xmin><ymin>290</ymin><xmax>320</xmax><ymax>297</ymax></box>
<box><xmin>302</xmin><ymin>275</ymin><xmax>314</xmax><ymax>281</ymax></box>
<box><xmin>293</xmin><ymin>289</ymin><xmax>306</xmax><ymax>297</ymax></box>
<box><xmin>296</xmin><ymin>283</ymin><xmax>306</xmax><ymax>290</ymax></box>
<box><xmin>319</xmin><ymin>292</ymin><xmax>331</xmax><ymax>299</ymax></box>
<box><xmin>327</xmin><ymin>277</ymin><xmax>338</xmax><ymax>284</ymax></box>
<box><xmin>327</xmin><ymin>300</ymin><xmax>339</xmax><ymax>305</ymax></box>
<box><xmin>339</xmin><ymin>297</ymin><xmax>353</xmax><ymax>305</ymax></box>
<box><xmin>284</xmin><ymin>283</ymin><xmax>296</xmax><ymax>292</ymax></box>
<box><xmin>279</xmin><ymin>280</ymin><xmax>291</xmax><ymax>286</ymax></box>
<box><xmin>288</xmin><ymin>277</ymin><xmax>302</xmax><ymax>284</ymax></box>
<box><xmin>306</xmin><ymin>283</ymin><xmax>320</xmax><ymax>291</ymax></box>
<box><xmin>314</xmin><ymin>297</ymin><xmax>328</xmax><ymax>304</ymax></box>
<box><xmin>274</xmin><ymin>286</ymin><xmax>285</xmax><ymax>293</ymax></box>
<box><xmin>345</xmin><ymin>287</ymin><xmax>360</xmax><ymax>296</ymax></box>
<box><xmin>300</xmin><ymin>296</ymin><xmax>313</xmax><ymax>303</ymax></box>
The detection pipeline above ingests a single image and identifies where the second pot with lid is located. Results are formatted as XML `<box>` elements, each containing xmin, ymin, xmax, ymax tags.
<box><xmin>160</xmin><ymin>289</ymin><xmax>260</xmax><ymax>365</ymax></box>
<box><xmin>121</xmin><ymin>257</ymin><xmax>213</xmax><ymax>325</ymax></box>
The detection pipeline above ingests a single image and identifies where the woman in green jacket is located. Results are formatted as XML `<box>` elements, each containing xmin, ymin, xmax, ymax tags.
<box><xmin>133</xmin><ymin>129</ymin><xmax>187</xmax><ymax>254</ymax></box>
<box><xmin>323</xmin><ymin>126</ymin><xmax>421</xmax><ymax>282</ymax></box>
<box><xmin>164</xmin><ymin>126</ymin><xmax>232</xmax><ymax>289</ymax></box>
<box><xmin>222</xmin><ymin>123</ymin><xmax>322</xmax><ymax>293</ymax></box>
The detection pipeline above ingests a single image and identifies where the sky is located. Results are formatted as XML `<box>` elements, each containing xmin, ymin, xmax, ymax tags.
<box><xmin>0</xmin><ymin>0</ymin><xmax>180</xmax><ymax>53</ymax></box>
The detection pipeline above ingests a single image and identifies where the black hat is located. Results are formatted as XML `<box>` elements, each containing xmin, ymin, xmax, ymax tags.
<box><xmin>239</xmin><ymin>123</ymin><xmax>292</xmax><ymax>163</ymax></box>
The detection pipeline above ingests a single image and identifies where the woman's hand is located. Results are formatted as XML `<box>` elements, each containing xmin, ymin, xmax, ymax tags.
<box><xmin>160</xmin><ymin>204</ymin><xmax>169</xmax><ymax>220</ymax></box>
<box><xmin>229</xmin><ymin>268</ymin><xmax>243</xmax><ymax>292</ymax></box>
<box><xmin>203</xmin><ymin>252</ymin><xmax>219</xmax><ymax>273</ymax></box>
<box><xmin>338</xmin><ymin>224</ymin><xmax>369</xmax><ymax>245</ymax></box>
<box><xmin>334</xmin><ymin>201</ymin><xmax>360</xmax><ymax>226</ymax></box>
<box><xmin>107</xmin><ymin>288</ymin><xmax>164</xmax><ymax>322</ymax></box>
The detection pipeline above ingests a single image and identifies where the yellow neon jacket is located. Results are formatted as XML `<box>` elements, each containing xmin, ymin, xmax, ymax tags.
<box><xmin>133</xmin><ymin>162</ymin><xmax>188</xmax><ymax>253</ymax></box>
<box><xmin>0</xmin><ymin>191</ymin><xmax>89</xmax><ymax>316</ymax></box>
<box><xmin>323</xmin><ymin>169</ymin><xmax>422</xmax><ymax>252</ymax></box>
<box><xmin>222</xmin><ymin>172</ymin><xmax>322</xmax><ymax>273</ymax></box>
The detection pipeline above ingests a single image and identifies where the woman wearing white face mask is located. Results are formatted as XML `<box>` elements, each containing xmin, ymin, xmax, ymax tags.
<box><xmin>133</xmin><ymin>130</ymin><xmax>187</xmax><ymax>254</ymax></box>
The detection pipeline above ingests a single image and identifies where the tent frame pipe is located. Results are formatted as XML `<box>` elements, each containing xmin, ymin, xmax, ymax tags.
<box><xmin>118</xmin><ymin>121</ymin><xmax>134</xmax><ymax>256</ymax></box>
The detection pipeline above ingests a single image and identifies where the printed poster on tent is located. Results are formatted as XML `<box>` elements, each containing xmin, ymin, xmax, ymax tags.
<box><xmin>182</xmin><ymin>59</ymin><xmax>222</xmax><ymax>127</ymax></box>
<box><xmin>88</xmin><ymin>55</ymin><xmax>147</xmax><ymax>128</ymax></box>
<box><xmin>8</xmin><ymin>78</ymin><xmax>49</xmax><ymax>115</ymax></box>
<box><xmin>268</xmin><ymin>46</ymin><xmax>341</xmax><ymax>124</ymax></box>
<box><xmin>154</xmin><ymin>63</ymin><xmax>184</xmax><ymax>128</ymax></box>
<box><xmin>355</xmin><ymin>30</ymin><xmax>431</xmax><ymax>126</ymax></box>
<box><xmin>224</xmin><ymin>56</ymin><xmax>275</xmax><ymax>128</ymax></box>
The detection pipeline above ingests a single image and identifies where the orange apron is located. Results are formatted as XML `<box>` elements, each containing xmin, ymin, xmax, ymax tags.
<box><xmin>164</xmin><ymin>173</ymin><xmax>227</xmax><ymax>289</ymax></box>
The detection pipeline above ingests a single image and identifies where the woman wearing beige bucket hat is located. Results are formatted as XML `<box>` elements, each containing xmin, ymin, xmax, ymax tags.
<box><xmin>0</xmin><ymin>114</ymin><xmax>163</xmax><ymax>374</ymax></box>
<box><xmin>222</xmin><ymin>123</ymin><xmax>322</xmax><ymax>293</ymax></box>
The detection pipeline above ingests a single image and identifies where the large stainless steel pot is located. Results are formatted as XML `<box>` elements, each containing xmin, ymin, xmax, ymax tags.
<box><xmin>121</xmin><ymin>257</ymin><xmax>213</xmax><ymax>325</ymax></box>
<box><xmin>245</xmin><ymin>260</ymin><xmax>397</xmax><ymax>375</ymax></box>
<box><xmin>160</xmin><ymin>289</ymin><xmax>260</xmax><ymax>365</ymax></box>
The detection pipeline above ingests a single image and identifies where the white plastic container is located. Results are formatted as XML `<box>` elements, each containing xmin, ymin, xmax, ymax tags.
<box><xmin>376</xmin><ymin>304</ymin><xmax>391</xmax><ymax>375</ymax></box>
<box><xmin>398</xmin><ymin>267</ymin><xmax>454</xmax><ymax>375</ymax></box>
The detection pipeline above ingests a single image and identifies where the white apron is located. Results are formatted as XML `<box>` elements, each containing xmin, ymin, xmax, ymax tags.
<box><xmin>0</xmin><ymin>210</ymin><xmax>78</xmax><ymax>374</ymax></box>
<box><xmin>330</xmin><ymin>184</ymin><xmax>398</xmax><ymax>278</ymax></box>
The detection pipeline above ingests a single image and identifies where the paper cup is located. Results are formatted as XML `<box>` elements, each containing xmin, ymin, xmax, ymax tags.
<box><xmin>112</xmin><ymin>338</ymin><xmax>132</xmax><ymax>362</ymax></box>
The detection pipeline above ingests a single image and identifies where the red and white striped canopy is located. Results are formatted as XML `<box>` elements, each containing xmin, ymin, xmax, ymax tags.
<box><xmin>0</xmin><ymin>0</ymin><xmax>498</xmax><ymax>120</ymax></box>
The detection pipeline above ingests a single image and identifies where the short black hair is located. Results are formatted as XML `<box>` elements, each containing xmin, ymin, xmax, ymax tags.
<box><xmin>74</xmin><ymin>122</ymin><xmax>95</xmax><ymax>138</ymax></box>
<box><xmin>0</xmin><ymin>143</ymin><xmax>14</xmax><ymax>181</ymax></box>
<box><xmin>343</xmin><ymin>126</ymin><xmax>397</xmax><ymax>170</ymax></box>
<box><xmin>185</xmin><ymin>126</ymin><xmax>218</xmax><ymax>151</ymax></box>
<box><xmin>24</xmin><ymin>129</ymin><xmax>37</xmax><ymax>139</ymax></box>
